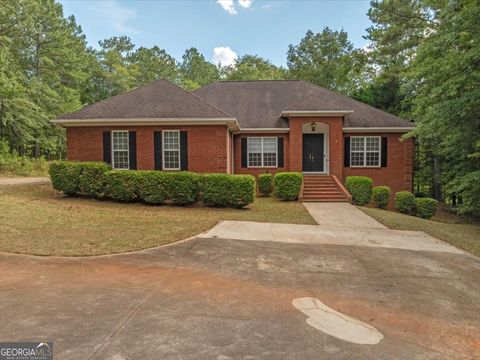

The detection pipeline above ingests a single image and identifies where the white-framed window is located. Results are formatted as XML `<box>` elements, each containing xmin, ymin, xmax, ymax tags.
<box><xmin>163</xmin><ymin>130</ymin><xmax>180</xmax><ymax>170</ymax></box>
<box><xmin>350</xmin><ymin>136</ymin><xmax>381</xmax><ymax>167</ymax></box>
<box><xmin>112</xmin><ymin>130</ymin><xmax>129</xmax><ymax>169</ymax></box>
<box><xmin>247</xmin><ymin>137</ymin><xmax>278</xmax><ymax>167</ymax></box>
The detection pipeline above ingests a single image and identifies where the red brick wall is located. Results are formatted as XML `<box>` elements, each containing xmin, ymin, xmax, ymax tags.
<box><xmin>233</xmin><ymin>133</ymin><xmax>289</xmax><ymax>176</ymax></box>
<box><xmin>288</xmin><ymin>117</ymin><xmax>344</xmax><ymax>178</ymax></box>
<box><xmin>343</xmin><ymin>132</ymin><xmax>414</xmax><ymax>204</ymax></box>
<box><xmin>66</xmin><ymin>125</ymin><xmax>229</xmax><ymax>173</ymax></box>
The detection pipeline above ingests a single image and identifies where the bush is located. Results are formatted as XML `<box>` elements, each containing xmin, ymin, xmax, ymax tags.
<box><xmin>165</xmin><ymin>172</ymin><xmax>200</xmax><ymax>205</ymax></box>
<box><xmin>78</xmin><ymin>162</ymin><xmax>111</xmax><ymax>198</ymax></box>
<box><xmin>345</xmin><ymin>176</ymin><xmax>373</xmax><ymax>205</ymax></box>
<box><xmin>227</xmin><ymin>175</ymin><xmax>255</xmax><ymax>208</ymax></box>
<box><xmin>274</xmin><ymin>172</ymin><xmax>303</xmax><ymax>200</ymax></box>
<box><xmin>201</xmin><ymin>174</ymin><xmax>230</xmax><ymax>206</ymax></box>
<box><xmin>49</xmin><ymin>161</ymin><xmax>82</xmax><ymax>195</ymax></box>
<box><xmin>135</xmin><ymin>171</ymin><xmax>168</xmax><ymax>204</ymax></box>
<box><xmin>201</xmin><ymin>174</ymin><xmax>255</xmax><ymax>208</ymax></box>
<box><xmin>372</xmin><ymin>186</ymin><xmax>391</xmax><ymax>209</ymax></box>
<box><xmin>257</xmin><ymin>174</ymin><xmax>273</xmax><ymax>196</ymax></box>
<box><xmin>49</xmin><ymin>161</ymin><xmax>110</xmax><ymax>197</ymax></box>
<box><xmin>415</xmin><ymin>197</ymin><xmax>438</xmax><ymax>219</ymax></box>
<box><xmin>104</xmin><ymin>171</ymin><xmax>139</xmax><ymax>202</ymax></box>
<box><xmin>394</xmin><ymin>191</ymin><xmax>416</xmax><ymax>214</ymax></box>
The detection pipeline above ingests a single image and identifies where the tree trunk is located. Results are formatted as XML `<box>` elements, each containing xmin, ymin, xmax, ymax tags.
<box><xmin>433</xmin><ymin>155</ymin><xmax>442</xmax><ymax>201</ymax></box>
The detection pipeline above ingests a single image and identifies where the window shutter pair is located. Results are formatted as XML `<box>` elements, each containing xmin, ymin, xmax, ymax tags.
<box><xmin>343</xmin><ymin>136</ymin><xmax>388</xmax><ymax>167</ymax></box>
<box><xmin>103</xmin><ymin>131</ymin><xmax>137</xmax><ymax>169</ymax></box>
<box><xmin>241</xmin><ymin>137</ymin><xmax>284</xmax><ymax>168</ymax></box>
<box><xmin>154</xmin><ymin>131</ymin><xmax>188</xmax><ymax>170</ymax></box>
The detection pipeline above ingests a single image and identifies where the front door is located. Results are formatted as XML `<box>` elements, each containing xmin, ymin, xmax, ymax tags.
<box><xmin>302</xmin><ymin>134</ymin><xmax>324</xmax><ymax>172</ymax></box>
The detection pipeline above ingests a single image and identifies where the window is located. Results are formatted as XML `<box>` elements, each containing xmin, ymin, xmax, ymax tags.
<box><xmin>112</xmin><ymin>131</ymin><xmax>129</xmax><ymax>169</ymax></box>
<box><xmin>163</xmin><ymin>130</ymin><xmax>180</xmax><ymax>170</ymax></box>
<box><xmin>350</xmin><ymin>136</ymin><xmax>381</xmax><ymax>167</ymax></box>
<box><xmin>247</xmin><ymin>137</ymin><xmax>277</xmax><ymax>167</ymax></box>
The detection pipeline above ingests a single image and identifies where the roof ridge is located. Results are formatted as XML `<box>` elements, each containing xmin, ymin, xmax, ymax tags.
<box><xmin>217</xmin><ymin>79</ymin><xmax>302</xmax><ymax>83</ymax></box>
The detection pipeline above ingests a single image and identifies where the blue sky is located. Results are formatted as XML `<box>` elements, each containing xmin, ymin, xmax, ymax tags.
<box><xmin>59</xmin><ymin>0</ymin><xmax>372</xmax><ymax>66</ymax></box>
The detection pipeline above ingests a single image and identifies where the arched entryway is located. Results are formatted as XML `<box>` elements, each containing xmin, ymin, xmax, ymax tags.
<box><xmin>302</xmin><ymin>121</ymin><xmax>329</xmax><ymax>173</ymax></box>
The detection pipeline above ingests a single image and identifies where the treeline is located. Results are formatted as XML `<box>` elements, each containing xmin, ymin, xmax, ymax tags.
<box><xmin>0</xmin><ymin>0</ymin><xmax>478</xmax><ymax>216</ymax></box>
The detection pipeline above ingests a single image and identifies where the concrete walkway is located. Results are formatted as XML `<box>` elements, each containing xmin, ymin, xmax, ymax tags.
<box><xmin>303</xmin><ymin>202</ymin><xmax>387</xmax><ymax>229</ymax></box>
<box><xmin>0</xmin><ymin>177</ymin><xmax>50</xmax><ymax>185</ymax></box>
<box><xmin>200</xmin><ymin>220</ymin><xmax>465</xmax><ymax>254</ymax></box>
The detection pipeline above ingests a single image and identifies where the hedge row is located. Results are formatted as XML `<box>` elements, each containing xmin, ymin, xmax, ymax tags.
<box><xmin>49</xmin><ymin>161</ymin><xmax>255</xmax><ymax>208</ymax></box>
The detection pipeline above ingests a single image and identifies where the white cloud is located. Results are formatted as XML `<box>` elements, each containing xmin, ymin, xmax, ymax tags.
<box><xmin>212</xmin><ymin>47</ymin><xmax>238</xmax><ymax>67</ymax></box>
<box><xmin>217</xmin><ymin>0</ymin><xmax>237</xmax><ymax>14</ymax></box>
<box><xmin>238</xmin><ymin>0</ymin><xmax>253</xmax><ymax>9</ymax></box>
<box><xmin>84</xmin><ymin>0</ymin><xmax>139</xmax><ymax>35</ymax></box>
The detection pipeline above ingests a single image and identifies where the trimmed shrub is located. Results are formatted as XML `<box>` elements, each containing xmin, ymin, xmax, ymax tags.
<box><xmin>345</xmin><ymin>176</ymin><xmax>373</xmax><ymax>205</ymax></box>
<box><xmin>135</xmin><ymin>171</ymin><xmax>168</xmax><ymax>204</ymax></box>
<box><xmin>201</xmin><ymin>174</ymin><xmax>230</xmax><ymax>206</ymax></box>
<box><xmin>49</xmin><ymin>161</ymin><xmax>82</xmax><ymax>195</ymax></box>
<box><xmin>372</xmin><ymin>185</ymin><xmax>391</xmax><ymax>209</ymax></box>
<box><xmin>394</xmin><ymin>191</ymin><xmax>415</xmax><ymax>214</ymax></box>
<box><xmin>415</xmin><ymin>197</ymin><xmax>438</xmax><ymax>219</ymax></box>
<box><xmin>104</xmin><ymin>171</ymin><xmax>139</xmax><ymax>202</ymax></box>
<box><xmin>274</xmin><ymin>172</ymin><xmax>303</xmax><ymax>200</ymax></box>
<box><xmin>78</xmin><ymin>162</ymin><xmax>111</xmax><ymax>198</ymax></box>
<box><xmin>165</xmin><ymin>172</ymin><xmax>200</xmax><ymax>205</ymax></box>
<box><xmin>257</xmin><ymin>174</ymin><xmax>273</xmax><ymax>196</ymax></box>
<box><xmin>200</xmin><ymin>174</ymin><xmax>255</xmax><ymax>208</ymax></box>
<box><xmin>227</xmin><ymin>175</ymin><xmax>255</xmax><ymax>208</ymax></box>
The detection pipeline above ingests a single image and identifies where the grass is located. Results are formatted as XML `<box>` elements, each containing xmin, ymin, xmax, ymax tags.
<box><xmin>360</xmin><ymin>206</ymin><xmax>480</xmax><ymax>257</ymax></box>
<box><xmin>0</xmin><ymin>184</ymin><xmax>316</xmax><ymax>256</ymax></box>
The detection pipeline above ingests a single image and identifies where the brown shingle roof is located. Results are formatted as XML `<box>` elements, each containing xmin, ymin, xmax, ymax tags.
<box><xmin>192</xmin><ymin>80</ymin><xmax>413</xmax><ymax>128</ymax></box>
<box><xmin>59</xmin><ymin>79</ymin><xmax>233</xmax><ymax>120</ymax></box>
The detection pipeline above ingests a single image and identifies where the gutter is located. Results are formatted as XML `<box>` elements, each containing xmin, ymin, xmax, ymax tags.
<box><xmin>51</xmin><ymin>117</ymin><xmax>239</xmax><ymax>130</ymax></box>
<box><xmin>343</xmin><ymin>127</ymin><xmax>414</xmax><ymax>133</ymax></box>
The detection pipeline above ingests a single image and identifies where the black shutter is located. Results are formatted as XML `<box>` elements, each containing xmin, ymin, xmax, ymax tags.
<box><xmin>381</xmin><ymin>137</ymin><xmax>388</xmax><ymax>167</ymax></box>
<box><xmin>344</xmin><ymin>137</ymin><xmax>350</xmax><ymax>167</ymax></box>
<box><xmin>154</xmin><ymin>131</ymin><xmax>162</xmax><ymax>170</ymax></box>
<box><xmin>128</xmin><ymin>131</ymin><xmax>137</xmax><ymax>169</ymax></box>
<box><xmin>241</xmin><ymin>138</ymin><xmax>248</xmax><ymax>168</ymax></box>
<box><xmin>180</xmin><ymin>131</ymin><xmax>188</xmax><ymax>170</ymax></box>
<box><xmin>103</xmin><ymin>131</ymin><xmax>111</xmax><ymax>165</ymax></box>
<box><xmin>277</xmin><ymin>137</ymin><xmax>284</xmax><ymax>167</ymax></box>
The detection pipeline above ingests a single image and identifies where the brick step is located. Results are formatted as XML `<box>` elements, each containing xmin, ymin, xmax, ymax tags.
<box><xmin>303</xmin><ymin>183</ymin><xmax>337</xmax><ymax>188</ymax></box>
<box><xmin>302</xmin><ymin>198</ymin><xmax>349</xmax><ymax>202</ymax></box>
<box><xmin>303</xmin><ymin>194</ymin><xmax>347</xmax><ymax>200</ymax></box>
<box><xmin>303</xmin><ymin>190</ymin><xmax>343</xmax><ymax>197</ymax></box>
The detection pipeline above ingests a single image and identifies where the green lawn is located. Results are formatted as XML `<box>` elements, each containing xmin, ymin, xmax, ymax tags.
<box><xmin>0</xmin><ymin>184</ymin><xmax>316</xmax><ymax>256</ymax></box>
<box><xmin>360</xmin><ymin>206</ymin><xmax>480</xmax><ymax>257</ymax></box>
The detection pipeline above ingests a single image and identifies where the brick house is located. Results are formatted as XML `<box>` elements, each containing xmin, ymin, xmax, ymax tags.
<box><xmin>53</xmin><ymin>80</ymin><xmax>414</xmax><ymax>202</ymax></box>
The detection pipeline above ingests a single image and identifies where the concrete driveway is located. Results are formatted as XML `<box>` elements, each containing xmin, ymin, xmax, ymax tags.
<box><xmin>1</xmin><ymin>219</ymin><xmax>479</xmax><ymax>360</ymax></box>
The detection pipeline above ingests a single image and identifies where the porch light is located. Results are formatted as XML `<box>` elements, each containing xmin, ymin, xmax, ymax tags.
<box><xmin>311</xmin><ymin>121</ymin><xmax>316</xmax><ymax>132</ymax></box>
